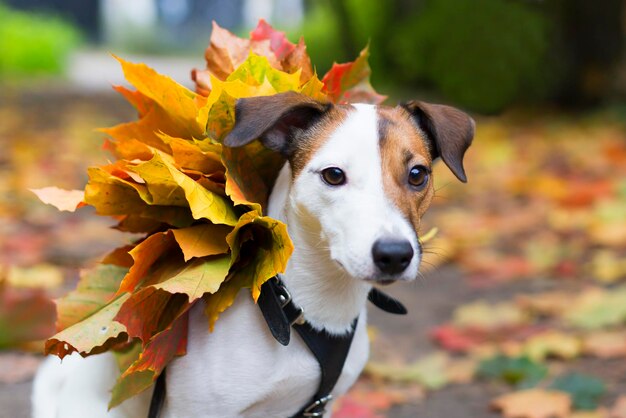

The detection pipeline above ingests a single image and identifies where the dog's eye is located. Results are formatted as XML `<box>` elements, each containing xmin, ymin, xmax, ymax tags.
<box><xmin>321</xmin><ymin>167</ymin><xmax>346</xmax><ymax>186</ymax></box>
<box><xmin>408</xmin><ymin>165</ymin><xmax>429</xmax><ymax>189</ymax></box>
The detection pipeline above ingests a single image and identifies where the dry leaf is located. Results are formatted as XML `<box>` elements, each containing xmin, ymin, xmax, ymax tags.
<box><xmin>491</xmin><ymin>389</ymin><xmax>572</xmax><ymax>418</ymax></box>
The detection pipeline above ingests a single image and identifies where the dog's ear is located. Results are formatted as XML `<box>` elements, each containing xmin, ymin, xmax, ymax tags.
<box><xmin>402</xmin><ymin>101</ymin><xmax>475</xmax><ymax>183</ymax></box>
<box><xmin>223</xmin><ymin>91</ymin><xmax>331</xmax><ymax>156</ymax></box>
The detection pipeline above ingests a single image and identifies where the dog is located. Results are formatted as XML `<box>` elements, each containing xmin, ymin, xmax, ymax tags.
<box><xmin>32</xmin><ymin>91</ymin><xmax>474</xmax><ymax>418</ymax></box>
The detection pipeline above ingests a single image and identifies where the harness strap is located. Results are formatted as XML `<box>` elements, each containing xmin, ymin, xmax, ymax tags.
<box><xmin>259</xmin><ymin>277</ymin><xmax>406</xmax><ymax>418</ymax></box>
<box><xmin>290</xmin><ymin>319</ymin><xmax>357</xmax><ymax>417</ymax></box>
<box><xmin>147</xmin><ymin>277</ymin><xmax>407</xmax><ymax>418</ymax></box>
<box><xmin>148</xmin><ymin>369</ymin><xmax>166</xmax><ymax>418</ymax></box>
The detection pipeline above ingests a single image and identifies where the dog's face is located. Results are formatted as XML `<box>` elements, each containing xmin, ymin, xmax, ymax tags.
<box><xmin>225</xmin><ymin>92</ymin><xmax>474</xmax><ymax>284</ymax></box>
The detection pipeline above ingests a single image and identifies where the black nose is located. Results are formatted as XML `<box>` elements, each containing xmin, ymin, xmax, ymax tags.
<box><xmin>372</xmin><ymin>239</ymin><xmax>414</xmax><ymax>275</ymax></box>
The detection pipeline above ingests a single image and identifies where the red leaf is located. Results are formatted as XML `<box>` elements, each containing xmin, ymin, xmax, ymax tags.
<box><xmin>0</xmin><ymin>287</ymin><xmax>55</xmax><ymax>348</ymax></box>
<box><xmin>109</xmin><ymin>312</ymin><xmax>188</xmax><ymax>408</ymax></box>
<box><xmin>115</xmin><ymin>287</ymin><xmax>189</xmax><ymax>343</ymax></box>
<box><xmin>321</xmin><ymin>47</ymin><xmax>386</xmax><ymax>105</ymax></box>
<box><xmin>249</xmin><ymin>19</ymin><xmax>296</xmax><ymax>60</ymax></box>
<box><xmin>430</xmin><ymin>324</ymin><xmax>483</xmax><ymax>352</ymax></box>
<box><xmin>333</xmin><ymin>398</ymin><xmax>383</xmax><ymax>418</ymax></box>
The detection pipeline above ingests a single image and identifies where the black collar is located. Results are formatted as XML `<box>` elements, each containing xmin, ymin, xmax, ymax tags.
<box><xmin>257</xmin><ymin>276</ymin><xmax>406</xmax><ymax>418</ymax></box>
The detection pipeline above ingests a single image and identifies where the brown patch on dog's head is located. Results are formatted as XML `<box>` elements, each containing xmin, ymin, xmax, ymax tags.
<box><xmin>378</xmin><ymin>106</ymin><xmax>435</xmax><ymax>234</ymax></box>
<box><xmin>401</xmin><ymin>101</ymin><xmax>475</xmax><ymax>182</ymax></box>
<box><xmin>223</xmin><ymin>91</ymin><xmax>351</xmax><ymax>177</ymax></box>
<box><xmin>288</xmin><ymin>105</ymin><xmax>352</xmax><ymax>176</ymax></box>
<box><xmin>378</xmin><ymin>102</ymin><xmax>474</xmax><ymax>233</ymax></box>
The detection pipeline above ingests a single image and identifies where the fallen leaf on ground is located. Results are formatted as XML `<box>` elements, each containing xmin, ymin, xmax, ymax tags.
<box><xmin>550</xmin><ymin>373</ymin><xmax>606</xmax><ymax>411</ymax></box>
<box><xmin>453</xmin><ymin>300</ymin><xmax>529</xmax><ymax>330</ymax></box>
<box><xmin>582</xmin><ymin>331</ymin><xmax>626</xmax><ymax>359</ymax></box>
<box><xmin>491</xmin><ymin>389</ymin><xmax>572</xmax><ymax>418</ymax></box>
<box><xmin>611</xmin><ymin>396</ymin><xmax>626</xmax><ymax>418</ymax></box>
<box><xmin>6</xmin><ymin>264</ymin><xmax>64</xmax><ymax>289</ymax></box>
<box><xmin>523</xmin><ymin>331</ymin><xmax>582</xmax><ymax>362</ymax></box>
<box><xmin>478</xmin><ymin>355</ymin><xmax>548</xmax><ymax>388</ymax></box>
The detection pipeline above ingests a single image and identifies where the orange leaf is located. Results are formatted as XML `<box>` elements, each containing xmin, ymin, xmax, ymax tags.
<box><xmin>282</xmin><ymin>37</ymin><xmax>314</xmax><ymax>83</ymax></box>
<box><xmin>491</xmin><ymin>389</ymin><xmax>571</xmax><ymax>418</ymax></box>
<box><xmin>110</xmin><ymin>312</ymin><xmax>188</xmax><ymax>408</ymax></box>
<box><xmin>115</xmin><ymin>287</ymin><xmax>188</xmax><ymax>343</ymax></box>
<box><xmin>117</xmin><ymin>232</ymin><xmax>175</xmax><ymax>295</ymax></box>
<box><xmin>321</xmin><ymin>47</ymin><xmax>386</xmax><ymax>104</ymax></box>
<box><xmin>114</xmin><ymin>56</ymin><xmax>206</xmax><ymax>139</ymax></box>
<box><xmin>203</xmin><ymin>271</ymin><xmax>248</xmax><ymax>332</ymax></box>
<box><xmin>225</xmin><ymin>212</ymin><xmax>293</xmax><ymax>301</ymax></box>
<box><xmin>172</xmin><ymin>224</ymin><xmax>231</xmax><ymax>261</ymax></box>
<box><xmin>112</xmin><ymin>85</ymin><xmax>152</xmax><ymax>117</ymax></box>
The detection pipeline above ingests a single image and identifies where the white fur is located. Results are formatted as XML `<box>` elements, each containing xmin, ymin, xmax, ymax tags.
<box><xmin>32</xmin><ymin>105</ymin><xmax>419</xmax><ymax>418</ymax></box>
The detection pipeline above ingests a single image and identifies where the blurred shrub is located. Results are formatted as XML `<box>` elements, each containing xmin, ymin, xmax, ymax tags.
<box><xmin>389</xmin><ymin>0</ymin><xmax>550</xmax><ymax>113</ymax></box>
<box><xmin>0</xmin><ymin>3</ymin><xmax>82</xmax><ymax>79</ymax></box>
<box><xmin>296</xmin><ymin>0</ymin><xmax>553</xmax><ymax>113</ymax></box>
<box><xmin>287</xmin><ymin>3</ymin><xmax>342</xmax><ymax>76</ymax></box>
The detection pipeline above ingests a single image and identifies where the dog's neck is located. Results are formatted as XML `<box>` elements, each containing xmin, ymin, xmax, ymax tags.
<box><xmin>267</xmin><ymin>163</ymin><xmax>372</xmax><ymax>335</ymax></box>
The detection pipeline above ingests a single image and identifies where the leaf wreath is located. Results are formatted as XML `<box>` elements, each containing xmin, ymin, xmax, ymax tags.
<box><xmin>32</xmin><ymin>19</ymin><xmax>384</xmax><ymax>407</ymax></box>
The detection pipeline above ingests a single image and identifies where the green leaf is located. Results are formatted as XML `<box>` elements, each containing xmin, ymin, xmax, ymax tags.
<box><xmin>56</xmin><ymin>264</ymin><xmax>129</xmax><ymax>330</ymax></box>
<box><xmin>45</xmin><ymin>293</ymin><xmax>130</xmax><ymax>359</ymax></box>
<box><xmin>152</xmin><ymin>255</ymin><xmax>231</xmax><ymax>301</ymax></box>
<box><xmin>477</xmin><ymin>355</ymin><xmax>547</xmax><ymax>388</ymax></box>
<box><xmin>550</xmin><ymin>373</ymin><xmax>606</xmax><ymax>411</ymax></box>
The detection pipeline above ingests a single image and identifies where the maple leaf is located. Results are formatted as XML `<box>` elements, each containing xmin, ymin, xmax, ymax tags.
<box><xmin>0</xmin><ymin>286</ymin><xmax>55</xmax><ymax>349</ymax></box>
<box><xmin>110</xmin><ymin>312</ymin><xmax>188</xmax><ymax>408</ymax></box>
<box><xmin>46</xmin><ymin>293</ymin><xmax>130</xmax><ymax>359</ymax></box>
<box><xmin>565</xmin><ymin>286</ymin><xmax>626</xmax><ymax>330</ymax></box>
<box><xmin>491</xmin><ymin>389</ymin><xmax>572</xmax><ymax>418</ymax></box>
<box><xmin>612</xmin><ymin>396</ymin><xmax>626</xmax><ymax>418</ymax></box>
<box><xmin>29</xmin><ymin>187</ymin><xmax>85</xmax><ymax>212</ymax></box>
<box><xmin>227</xmin><ymin>212</ymin><xmax>293</xmax><ymax>300</ymax></box>
<box><xmin>523</xmin><ymin>331</ymin><xmax>582</xmax><ymax>362</ymax></box>
<box><xmin>582</xmin><ymin>331</ymin><xmax>626</xmax><ymax>358</ymax></box>
<box><xmin>172</xmin><ymin>224</ymin><xmax>231</xmax><ymax>262</ymax></box>
<box><xmin>114</xmin><ymin>56</ymin><xmax>207</xmax><ymax>140</ymax></box>
<box><xmin>116</xmin><ymin>231</ymin><xmax>176</xmax><ymax>296</ymax></box>
<box><xmin>430</xmin><ymin>323</ymin><xmax>494</xmax><ymax>353</ymax></box>
<box><xmin>33</xmin><ymin>19</ymin><xmax>385</xmax><ymax>406</ymax></box>
<box><xmin>478</xmin><ymin>355</ymin><xmax>547</xmax><ymax>388</ymax></box>
<box><xmin>193</xmin><ymin>20</ymin><xmax>383</xmax><ymax>105</ymax></box>
<box><xmin>321</xmin><ymin>46</ymin><xmax>386</xmax><ymax>105</ymax></box>
<box><xmin>55</xmin><ymin>264</ymin><xmax>129</xmax><ymax>331</ymax></box>
<box><xmin>550</xmin><ymin>373</ymin><xmax>606</xmax><ymax>411</ymax></box>
<box><xmin>453</xmin><ymin>300</ymin><xmax>529</xmax><ymax>330</ymax></box>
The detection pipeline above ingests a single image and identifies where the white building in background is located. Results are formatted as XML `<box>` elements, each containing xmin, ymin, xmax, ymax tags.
<box><xmin>242</xmin><ymin>0</ymin><xmax>303</xmax><ymax>29</ymax></box>
<box><xmin>100</xmin><ymin>0</ymin><xmax>303</xmax><ymax>52</ymax></box>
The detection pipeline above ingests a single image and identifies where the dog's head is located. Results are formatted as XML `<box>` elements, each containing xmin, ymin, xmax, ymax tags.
<box><xmin>224</xmin><ymin>92</ymin><xmax>474</xmax><ymax>285</ymax></box>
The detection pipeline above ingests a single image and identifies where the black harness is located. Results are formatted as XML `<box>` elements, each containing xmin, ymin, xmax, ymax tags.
<box><xmin>148</xmin><ymin>277</ymin><xmax>406</xmax><ymax>418</ymax></box>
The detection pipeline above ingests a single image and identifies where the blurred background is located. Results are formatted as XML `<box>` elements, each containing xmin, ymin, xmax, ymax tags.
<box><xmin>0</xmin><ymin>1</ymin><xmax>625</xmax><ymax>417</ymax></box>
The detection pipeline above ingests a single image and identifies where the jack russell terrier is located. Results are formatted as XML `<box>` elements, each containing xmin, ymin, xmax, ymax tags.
<box><xmin>32</xmin><ymin>91</ymin><xmax>474</xmax><ymax>418</ymax></box>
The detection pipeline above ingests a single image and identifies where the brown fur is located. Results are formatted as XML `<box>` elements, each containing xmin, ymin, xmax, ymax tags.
<box><xmin>377</xmin><ymin>107</ymin><xmax>435</xmax><ymax>234</ymax></box>
<box><xmin>289</xmin><ymin>105</ymin><xmax>352</xmax><ymax>177</ymax></box>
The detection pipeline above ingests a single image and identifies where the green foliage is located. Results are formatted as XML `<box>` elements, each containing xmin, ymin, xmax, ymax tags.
<box><xmin>296</xmin><ymin>0</ymin><xmax>554</xmax><ymax>113</ymax></box>
<box><xmin>550</xmin><ymin>373</ymin><xmax>606</xmax><ymax>410</ymax></box>
<box><xmin>0</xmin><ymin>3</ymin><xmax>82</xmax><ymax>78</ymax></box>
<box><xmin>388</xmin><ymin>0</ymin><xmax>550</xmax><ymax>113</ymax></box>
<box><xmin>287</xmin><ymin>3</ymin><xmax>342</xmax><ymax>75</ymax></box>
<box><xmin>477</xmin><ymin>355</ymin><xmax>548</xmax><ymax>388</ymax></box>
